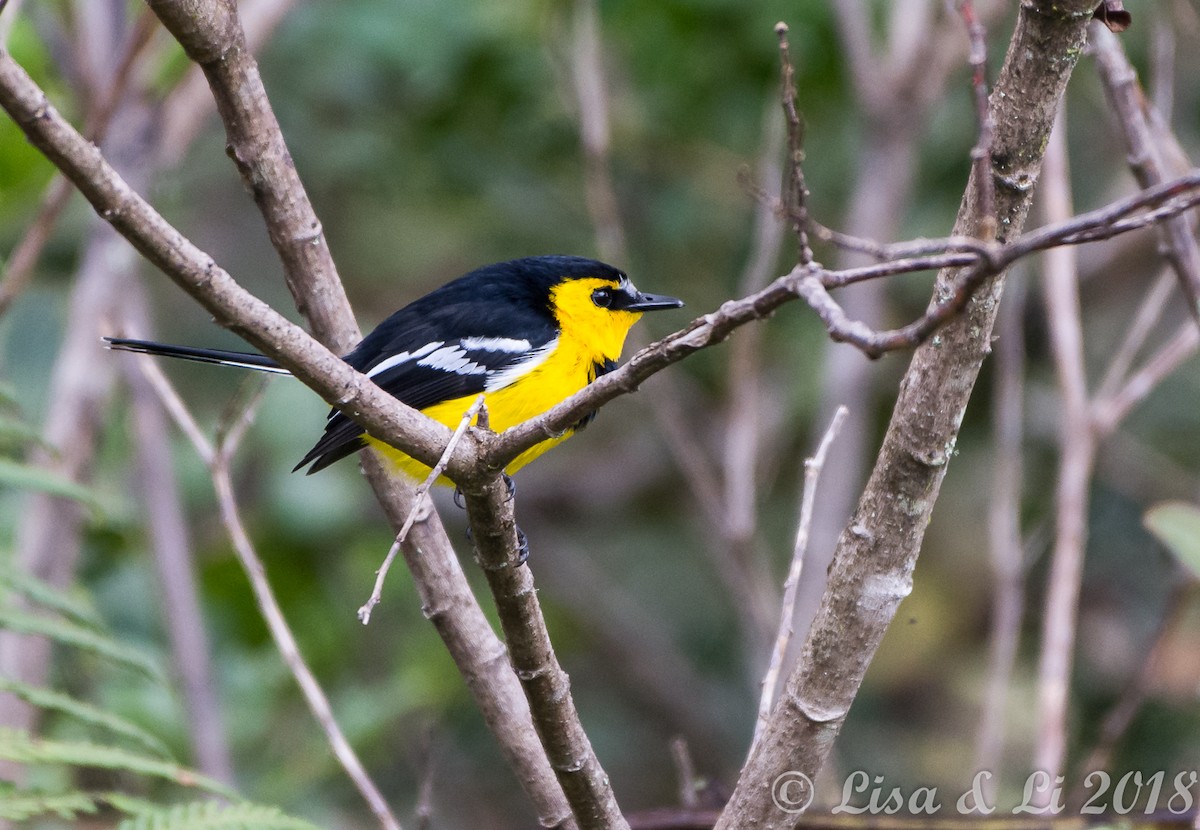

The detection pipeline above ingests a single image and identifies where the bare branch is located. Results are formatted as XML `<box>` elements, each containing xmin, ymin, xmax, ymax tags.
<box><xmin>775</xmin><ymin>23</ymin><xmax>813</xmax><ymax>265</ymax></box>
<box><xmin>459</xmin><ymin>476</ymin><xmax>628</xmax><ymax>830</ymax></box>
<box><xmin>0</xmin><ymin>7</ymin><xmax>157</xmax><ymax>317</ymax></box>
<box><xmin>959</xmin><ymin>0</ymin><xmax>998</xmax><ymax>241</ymax></box>
<box><xmin>570</xmin><ymin>0</ymin><xmax>625</xmax><ymax>265</ymax></box>
<box><xmin>133</xmin><ymin>349</ymin><xmax>403</xmax><ymax>828</ymax></box>
<box><xmin>123</xmin><ymin>341</ymin><xmax>235</xmax><ymax>782</ymax></box>
<box><xmin>715</xmin><ymin>4</ymin><xmax>1100</xmax><ymax>825</ymax></box>
<box><xmin>1094</xmin><ymin>270</ymin><xmax>1177</xmax><ymax>403</ymax></box>
<box><xmin>1075</xmin><ymin>583</ymin><xmax>1195</xmax><ymax>781</ymax></box>
<box><xmin>753</xmin><ymin>406</ymin><xmax>847</xmax><ymax>750</ymax></box>
<box><xmin>1033</xmin><ymin>113</ymin><xmax>1093</xmax><ymax>794</ymax></box>
<box><xmin>358</xmin><ymin>395</ymin><xmax>485</xmax><ymax>625</ymax></box>
<box><xmin>212</xmin><ymin>440</ymin><xmax>404</xmax><ymax>830</ymax></box>
<box><xmin>1094</xmin><ymin>23</ymin><xmax>1200</xmax><ymax>326</ymax></box>
<box><xmin>143</xmin><ymin>0</ymin><xmax>359</xmax><ymax>351</ymax></box>
<box><xmin>1092</xmin><ymin>321</ymin><xmax>1200</xmax><ymax>435</ymax></box>
<box><xmin>973</xmin><ymin>273</ymin><xmax>1028</xmax><ymax>803</ymax></box>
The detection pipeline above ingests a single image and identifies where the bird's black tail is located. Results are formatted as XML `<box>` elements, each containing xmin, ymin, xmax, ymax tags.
<box><xmin>104</xmin><ymin>337</ymin><xmax>291</xmax><ymax>375</ymax></box>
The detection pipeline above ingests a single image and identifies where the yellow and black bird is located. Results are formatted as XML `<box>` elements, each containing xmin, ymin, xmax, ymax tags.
<box><xmin>107</xmin><ymin>256</ymin><xmax>683</xmax><ymax>480</ymax></box>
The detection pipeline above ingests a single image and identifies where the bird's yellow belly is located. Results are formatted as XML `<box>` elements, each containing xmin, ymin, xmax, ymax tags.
<box><xmin>365</xmin><ymin>337</ymin><xmax>600</xmax><ymax>483</ymax></box>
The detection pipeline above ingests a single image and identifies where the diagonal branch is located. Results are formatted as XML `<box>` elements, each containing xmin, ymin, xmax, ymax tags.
<box><xmin>135</xmin><ymin>357</ymin><xmax>402</xmax><ymax>830</ymax></box>
<box><xmin>143</xmin><ymin>0</ymin><xmax>358</xmax><ymax>350</ymax></box>
<box><xmin>0</xmin><ymin>44</ymin><xmax>578</xmax><ymax>829</ymax></box>
<box><xmin>1093</xmin><ymin>23</ymin><xmax>1200</xmax><ymax>327</ymax></box>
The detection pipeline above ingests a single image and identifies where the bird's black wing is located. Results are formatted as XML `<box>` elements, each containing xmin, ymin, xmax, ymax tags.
<box><xmin>295</xmin><ymin>295</ymin><xmax>558</xmax><ymax>474</ymax></box>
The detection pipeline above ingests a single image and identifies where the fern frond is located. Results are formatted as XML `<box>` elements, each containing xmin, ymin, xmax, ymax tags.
<box><xmin>113</xmin><ymin>800</ymin><xmax>324</xmax><ymax>830</ymax></box>
<box><xmin>0</xmin><ymin>729</ymin><xmax>241</xmax><ymax>801</ymax></box>
<box><xmin>0</xmin><ymin>605</ymin><xmax>162</xmax><ymax>680</ymax></box>
<box><xmin>0</xmin><ymin>789</ymin><xmax>100</xmax><ymax>821</ymax></box>
<box><xmin>0</xmin><ymin>679</ymin><xmax>173</xmax><ymax>759</ymax></box>
<box><xmin>0</xmin><ymin>457</ymin><xmax>103</xmax><ymax>513</ymax></box>
<box><xmin>0</xmin><ymin>562</ymin><xmax>104</xmax><ymax>628</ymax></box>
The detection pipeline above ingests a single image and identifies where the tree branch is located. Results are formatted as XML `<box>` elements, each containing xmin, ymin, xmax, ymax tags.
<box><xmin>0</xmin><ymin>36</ymin><xmax>582</xmax><ymax>830</ymax></box>
<box><xmin>143</xmin><ymin>0</ymin><xmax>359</xmax><ymax>350</ymax></box>
<box><xmin>1093</xmin><ymin>23</ymin><xmax>1200</xmax><ymax>326</ymax></box>
<box><xmin>714</xmin><ymin>4</ymin><xmax>1100</xmax><ymax>826</ymax></box>
<box><xmin>459</xmin><ymin>473</ymin><xmax>629</xmax><ymax>830</ymax></box>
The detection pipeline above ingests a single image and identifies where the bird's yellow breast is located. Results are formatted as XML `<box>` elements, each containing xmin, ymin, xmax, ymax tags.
<box><xmin>367</xmin><ymin>277</ymin><xmax>641</xmax><ymax>482</ymax></box>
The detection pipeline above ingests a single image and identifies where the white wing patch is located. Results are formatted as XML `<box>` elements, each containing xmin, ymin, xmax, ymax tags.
<box><xmin>418</xmin><ymin>345</ymin><xmax>488</xmax><ymax>375</ymax></box>
<box><xmin>362</xmin><ymin>335</ymin><xmax>548</xmax><ymax>389</ymax></box>
<box><xmin>365</xmin><ymin>341</ymin><xmax>443</xmax><ymax>378</ymax></box>
<box><xmin>484</xmin><ymin>336</ymin><xmax>558</xmax><ymax>392</ymax></box>
<box><xmin>461</xmin><ymin>336</ymin><xmax>531</xmax><ymax>353</ymax></box>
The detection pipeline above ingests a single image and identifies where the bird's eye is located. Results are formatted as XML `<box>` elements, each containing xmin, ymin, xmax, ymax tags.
<box><xmin>591</xmin><ymin>288</ymin><xmax>613</xmax><ymax>308</ymax></box>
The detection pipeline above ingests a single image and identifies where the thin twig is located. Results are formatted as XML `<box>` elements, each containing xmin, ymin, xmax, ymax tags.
<box><xmin>570</xmin><ymin>0</ymin><xmax>624</xmax><ymax>265</ymax></box>
<box><xmin>1094</xmin><ymin>270</ymin><xmax>1177</xmax><ymax>403</ymax></box>
<box><xmin>137</xmin><ymin>359</ymin><xmax>403</xmax><ymax>830</ymax></box>
<box><xmin>1033</xmin><ymin>112</ymin><xmax>1093</xmax><ymax>795</ymax></box>
<box><xmin>775</xmin><ymin>22</ymin><xmax>812</xmax><ymax>265</ymax></box>
<box><xmin>753</xmin><ymin>405</ymin><xmax>847</xmax><ymax>750</ymax></box>
<box><xmin>358</xmin><ymin>394</ymin><xmax>485</xmax><ymax>625</ymax></box>
<box><xmin>973</xmin><ymin>272</ymin><xmax>1027</xmax><ymax>805</ymax></box>
<box><xmin>1092</xmin><ymin>321</ymin><xmax>1200</xmax><ymax>436</ymax></box>
<box><xmin>669</xmin><ymin>737</ymin><xmax>700</xmax><ymax>811</ymax></box>
<box><xmin>959</xmin><ymin>0</ymin><xmax>997</xmax><ymax>241</ymax></box>
<box><xmin>1094</xmin><ymin>23</ymin><xmax>1200</xmax><ymax>326</ymax></box>
<box><xmin>210</xmin><ymin>455</ymin><xmax>404</xmax><ymax>830</ymax></box>
<box><xmin>1074</xmin><ymin>582</ymin><xmax>1194</xmax><ymax>786</ymax></box>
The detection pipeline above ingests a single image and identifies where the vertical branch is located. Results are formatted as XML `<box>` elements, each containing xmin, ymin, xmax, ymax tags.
<box><xmin>570</xmin><ymin>0</ymin><xmax>625</xmax><ymax>265</ymax></box>
<box><xmin>124</xmin><ymin>359</ymin><xmax>236</xmax><ymax>784</ymax></box>
<box><xmin>796</xmin><ymin>0</ymin><xmax>999</xmax><ymax>659</ymax></box>
<box><xmin>723</xmin><ymin>106</ymin><xmax>786</xmax><ymax>616</ymax></box>
<box><xmin>0</xmin><ymin>31</ymin><xmax>157</xmax><ymax>756</ymax></box>
<box><xmin>0</xmin><ymin>227</ymin><xmax>128</xmax><ymax>767</ymax></box>
<box><xmin>960</xmin><ymin>0</ymin><xmax>997</xmax><ymax>241</ymax></box>
<box><xmin>0</xmin><ymin>7</ymin><xmax>157</xmax><ymax>316</ymax></box>
<box><xmin>775</xmin><ymin>23</ymin><xmax>812</xmax><ymax>266</ymax></box>
<box><xmin>1033</xmin><ymin>111</ymin><xmax>1094</xmax><ymax>793</ymax></box>
<box><xmin>360</xmin><ymin>462</ymin><xmax>577</xmax><ymax>830</ymax></box>
<box><xmin>567</xmin><ymin>0</ymin><xmax>781</xmax><ymax>668</ymax></box>
<box><xmin>973</xmin><ymin>272</ymin><xmax>1027</xmax><ymax>800</ymax></box>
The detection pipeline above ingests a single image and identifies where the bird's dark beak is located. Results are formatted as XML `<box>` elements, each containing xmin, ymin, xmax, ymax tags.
<box><xmin>616</xmin><ymin>291</ymin><xmax>685</xmax><ymax>312</ymax></box>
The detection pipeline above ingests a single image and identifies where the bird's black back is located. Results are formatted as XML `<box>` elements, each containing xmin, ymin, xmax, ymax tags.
<box><xmin>296</xmin><ymin>256</ymin><xmax>624</xmax><ymax>473</ymax></box>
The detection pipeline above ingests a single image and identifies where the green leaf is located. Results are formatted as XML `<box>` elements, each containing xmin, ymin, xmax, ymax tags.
<box><xmin>0</xmin><ymin>729</ymin><xmax>242</xmax><ymax>802</ymax></box>
<box><xmin>0</xmin><ymin>457</ymin><xmax>102</xmax><ymax>514</ymax></box>
<box><xmin>1145</xmin><ymin>502</ymin><xmax>1200</xmax><ymax>581</ymax></box>
<box><xmin>114</xmin><ymin>800</ymin><xmax>324</xmax><ymax>830</ymax></box>
<box><xmin>0</xmin><ymin>679</ymin><xmax>173</xmax><ymax>759</ymax></box>
<box><xmin>0</xmin><ymin>605</ymin><xmax>162</xmax><ymax>680</ymax></box>
<box><xmin>0</xmin><ymin>563</ymin><xmax>104</xmax><ymax>629</ymax></box>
